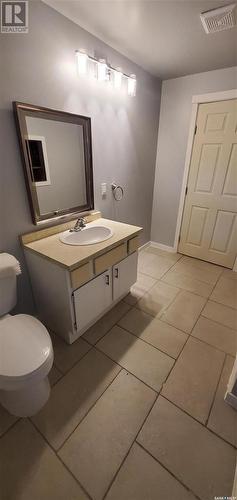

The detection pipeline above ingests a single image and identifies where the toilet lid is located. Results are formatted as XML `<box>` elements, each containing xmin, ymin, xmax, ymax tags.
<box><xmin>0</xmin><ymin>314</ymin><xmax>53</xmax><ymax>378</ymax></box>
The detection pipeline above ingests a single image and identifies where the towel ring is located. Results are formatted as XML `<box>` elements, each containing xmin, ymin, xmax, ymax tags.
<box><xmin>111</xmin><ymin>183</ymin><xmax>124</xmax><ymax>201</ymax></box>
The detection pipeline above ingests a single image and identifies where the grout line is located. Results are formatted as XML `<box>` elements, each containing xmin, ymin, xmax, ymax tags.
<box><xmin>161</xmin><ymin>393</ymin><xmax>237</xmax><ymax>450</ymax></box>
<box><xmin>188</xmin><ymin>332</ymin><xmax>235</xmax><ymax>357</ymax></box>
<box><xmin>56</xmin><ymin>365</ymin><xmax>123</xmax><ymax>452</ymax></box>
<box><xmin>0</xmin><ymin>417</ymin><xmax>20</xmax><ymax>441</ymax></box>
<box><xmin>92</xmin><ymin>344</ymin><xmax>160</xmax><ymax>394</ymax></box>
<box><xmin>157</xmin><ymin>295</ymin><xmax>209</xmax><ymax>389</ymax></box>
<box><xmin>82</xmin><ymin>303</ymin><xmax>133</xmax><ymax>348</ymax></box>
<box><xmin>102</xmin><ymin>392</ymin><xmax>159</xmax><ymax>500</ymax></box>
<box><xmin>205</xmin><ymin>353</ymin><xmax>226</xmax><ymax>427</ymax></box>
<box><xmin>29</xmin><ymin>419</ymin><xmax>92</xmax><ymax>500</ymax></box>
<box><xmin>201</xmin><ymin>312</ymin><xmax>237</xmax><ymax>332</ymax></box>
<box><xmin>135</xmin><ymin>442</ymin><xmax>202</xmax><ymax>500</ymax></box>
<box><xmin>115</xmin><ymin>322</ymin><xmax>177</xmax><ymax>360</ymax></box>
<box><xmin>52</xmin><ymin>343</ymin><xmax>94</xmax><ymax>378</ymax></box>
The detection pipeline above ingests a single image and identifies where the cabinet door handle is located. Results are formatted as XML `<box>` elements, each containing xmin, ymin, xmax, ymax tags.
<box><xmin>105</xmin><ymin>274</ymin><xmax>110</xmax><ymax>285</ymax></box>
<box><xmin>114</xmin><ymin>268</ymin><xmax>119</xmax><ymax>278</ymax></box>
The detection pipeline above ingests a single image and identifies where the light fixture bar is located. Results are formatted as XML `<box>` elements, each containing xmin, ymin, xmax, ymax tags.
<box><xmin>75</xmin><ymin>50</ymin><xmax>137</xmax><ymax>95</ymax></box>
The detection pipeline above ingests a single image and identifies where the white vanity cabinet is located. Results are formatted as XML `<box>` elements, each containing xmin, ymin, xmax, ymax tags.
<box><xmin>23</xmin><ymin>231</ymin><xmax>140</xmax><ymax>344</ymax></box>
<box><xmin>73</xmin><ymin>252</ymin><xmax>137</xmax><ymax>335</ymax></box>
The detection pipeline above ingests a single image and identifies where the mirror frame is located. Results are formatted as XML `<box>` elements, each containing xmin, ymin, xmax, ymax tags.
<box><xmin>13</xmin><ymin>101</ymin><xmax>94</xmax><ymax>225</ymax></box>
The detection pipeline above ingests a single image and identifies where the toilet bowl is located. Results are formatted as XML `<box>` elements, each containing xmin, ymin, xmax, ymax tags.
<box><xmin>0</xmin><ymin>314</ymin><xmax>53</xmax><ymax>416</ymax></box>
<box><xmin>0</xmin><ymin>253</ymin><xmax>54</xmax><ymax>417</ymax></box>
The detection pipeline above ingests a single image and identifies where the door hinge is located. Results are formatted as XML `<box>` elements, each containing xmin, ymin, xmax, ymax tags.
<box><xmin>185</xmin><ymin>186</ymin><xmax>188</xmax><ymax>196</ymax></box>
<box><xmin>178</xmin><ymin>234</ymin><xmax>181</xmax><ymax>243</ymax></box>
<box><xmin>194</xmin><ymin>124</ymin><xmax>197</xmax><ymax>135</ymax></box>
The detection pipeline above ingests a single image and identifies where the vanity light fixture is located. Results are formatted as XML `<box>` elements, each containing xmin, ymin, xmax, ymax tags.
<box><xmin>127</xmin><ymin>74</ymin><xmax>136</xmax><ymax>97</ymax></box>
<box><xmin>76</xmin><ymin>50</ymin><xmax>88</xmax><ymax>75</ymax></box>
<box><xmin>97</xmin><ymin>59</ymin><xmax>108</xmax><ymax>81</ymax></box>
<box><xmin>75</xmin><ymin>50</ymin><xmax>137</xmax><ymax>96</ymax></box>
<box><xmin>113</xmin><ymin>67</ymin><xmax>123</xmax><ymax>90</ymax></box>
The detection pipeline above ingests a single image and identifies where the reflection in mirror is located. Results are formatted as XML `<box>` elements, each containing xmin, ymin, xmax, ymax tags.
<box><xmin>13</xmin><ymin>102</ymin><xmax>94</xmax><ymax>225</ymax></box>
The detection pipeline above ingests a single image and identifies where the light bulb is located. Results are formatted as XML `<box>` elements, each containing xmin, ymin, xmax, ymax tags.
<box><xmin>128</xmin><ymin>74</ymin><xmax>136</xmax><ymax>96</ymax></box>
<box><xmin>76</xmin><ymin>50</ymin><xmax>88</xmax><ymax>75</ymax></box>
<box><xmin>97</xmin><ymin>59</ymin><xmax>107</xmax><ymax>81</ymax></box>
<box><xmin>114</xmin><ymin>68</ymin><xmax>122</xmax><ymax>89</ymax></box>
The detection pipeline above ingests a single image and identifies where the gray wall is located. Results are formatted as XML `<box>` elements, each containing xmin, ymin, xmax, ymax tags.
<box><xmin>0</xmin><ymin>0</ymin><xmax>161</xmax><ymax>313</ymax></box>
<box><xmin>26</xmin><ymin>117</ymin><xmax>86</xmax><ymax>214</ymax></box>
<box><xmin>151</xmin><ymin>66</ymin><xmax>237</xmax><ymax>247</ymax></box>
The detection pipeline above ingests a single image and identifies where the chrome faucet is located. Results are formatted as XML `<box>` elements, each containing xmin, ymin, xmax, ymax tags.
<box><xmin>70</xmin><ymin>217</ymin><xmax>86</xmax><ymax>232</ymax></box>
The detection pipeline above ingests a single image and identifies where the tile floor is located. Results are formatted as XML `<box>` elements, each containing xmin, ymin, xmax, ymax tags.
<box><xmin>1</xmin><ymin>247</ymin><xmax>237</xmax><ymax>500</ymax></box>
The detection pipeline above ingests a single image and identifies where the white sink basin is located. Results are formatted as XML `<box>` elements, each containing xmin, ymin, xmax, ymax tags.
<box><xmin>60</xmin><ymin>225</ymin><xmax>113</xmax><ymax>246</ymax></box>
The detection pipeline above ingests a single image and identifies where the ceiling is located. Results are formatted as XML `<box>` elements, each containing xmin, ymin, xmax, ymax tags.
<box><xmin>43</xmin><ymin>0</ymin><xmax>237</xmax><ymax>79</ymax></box>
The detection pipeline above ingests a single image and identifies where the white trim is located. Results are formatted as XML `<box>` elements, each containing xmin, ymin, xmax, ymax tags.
<box><xmin>192</xmin><ymin>89</ymin><xmax>237</xmax><ymax>103</ymax></box>
<box><xmin>233</xmin><ymin>257</ymin><xmax>237</xmax><ymax>272</ymax></box>
<box><xmin>150</xmin><ymin>241</ymin><xmax>176</xmax><ymax>253</ymax></box>
<box><xmin>173</xmin><ymin>89</ymin><xmax>237</xmax><ymax>272</ymax></box>
<box><xmin>138</xmin><ymin>241</ymin><xmax>150</xmax><ymax>252</ymax></box>
<box><xmin>173</xmin><ymin>102</ymin><xmax>198</xmax><ymax>252</ymax></box>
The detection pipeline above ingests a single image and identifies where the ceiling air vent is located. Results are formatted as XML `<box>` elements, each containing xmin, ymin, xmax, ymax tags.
<box><xmin>200</xmin><ymin>3</ymin><xmax>236</xmax><ymax>33</ymax></box>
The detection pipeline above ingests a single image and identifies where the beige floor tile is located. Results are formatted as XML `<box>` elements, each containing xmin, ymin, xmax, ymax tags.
<box><xmin>97</xmin><ymin>325</ymin><xmax>174</xmax><ymax>391</ymax></box>
<box><xmin>82</xmin><ymin>300</ymin><xmax>131</xmax><ymax>345</ymax></box>
<box><xmin>32</xmin><ymin>349</ymin><xmax>121</xmax><ymax>450</ymax></box>
<box><xmin>59</xmin><ymin>370</ymin><xmax>155</xmax><ymax>500</ymax></box>
<box><xmin>137</xmin><ymin>280</ymin><xmax>180</xmax><ymax>317</ymax></box>
<box><xmin>180</xmin><ymin>255</ymin><xmax>223</xmax><ymax>277</ymax></box>
<box><xmin>119</xmin><ymin>307</ymin><xmax>188</xmax><ymax>358</ymax></box>
<box><xmin>208</xmin><ymin>355</ymin><xmax>237</xmax><ymax>447</ymax></box>
<box><xmin>192</xmin><ymin>316</ymin><xmax>237</xmax><ymax>356</ymax></box>
<box><xmin>161</xmin><ymin>337</ymin><xmax>225</xmax><ymax>423</ymax></box>
<box><xmin>202</xmin><ymin>300</ymin><xmax>237</xmax><ymax>331</ymax></box>
<box><xmin>0</xmin><ymin>404</ymin><xmax>18</xmax><ymax>438</ymax></box>
<box><xmin>162</xmin><ymin>268</ymin><xmax>214</xmax><ymax>297</ymax></box>
<box><xmin>161</xmin><ymin>290</ymin><xmax>206</xmax><ymax>333</ymax></box>
<box><xmin>145</xmin><ymin>246</ymin><xmax>182</xmax><ymax>263</ymax></box>
<box><xmin>106</xmin><ymin>443</ymin><xmax>196</xmax><ymax>500</ymax></box>
<box><xmin>48</xmin><ymin>365</ymin><xmax>62</xmax><ymax>386</ymax></box>
<box><xmin>123</xmin><ymin>273</ymin><xmax>157</xmax><ymax>305</ymax></box>
<box><xmin>50</xmin><ymin>331</ymin><xmax>91</xmax><ymax>374</ymax></box>
<box><xmin>0</xmin><ymin>419</ymin><xmax>87</xmax><ymax>500</ymax></box>
<box><xmin>138</xmin><ymin>252</ymin><xmax>175</xmax><ymax>279</ymax></box>
<box><xmin>174</xmin><ymin>257</ymin><xmax>223</xmax><ymax>284</ymax></box>
<box><xmin>137</xmin><ymin>396</ymin><xmax>236</xmax><ymax>500</ymax></box>
<box><xmin>211</xmin><ymin>276</ymin><xmax>237</xmax><ymax>309</ymax></box>
<box><xmin>222</xmin><ymin>269</ymin><xmax>237</xmax><ymax>280</ymax></box>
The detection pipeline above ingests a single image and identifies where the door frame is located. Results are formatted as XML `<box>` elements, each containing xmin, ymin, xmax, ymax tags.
<box><xmin>174</xmin><ymin>89</ymin><xmax>237</xmax><ymax>270</ymax></box>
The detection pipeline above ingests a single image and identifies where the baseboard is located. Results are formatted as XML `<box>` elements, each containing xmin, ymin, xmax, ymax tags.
<box><xmin>233</xmin><ymin>256</ymin><xmax>237</xmax><ymax>272</ymax></box>
<box><xmin>150</xmin><ymin>241</ymin><xmax>176</xmax><ymax>253</ymax></box>
<box><xmin>138</xmin><ymin>241</ymin><xmax>151</xmax><ymax>252</ymax></box>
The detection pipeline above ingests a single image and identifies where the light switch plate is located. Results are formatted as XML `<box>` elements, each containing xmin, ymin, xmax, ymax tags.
<box><xmin>101</xmin><ymin>183</ymin><xmax>107</xmax><ymax>197</ymax></box>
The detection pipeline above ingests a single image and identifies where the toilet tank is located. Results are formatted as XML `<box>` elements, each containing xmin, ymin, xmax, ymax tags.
<box><xmin>0</xmin><ymin>274</ymin><xmax>17</xmax><ymax>315</ymax></box>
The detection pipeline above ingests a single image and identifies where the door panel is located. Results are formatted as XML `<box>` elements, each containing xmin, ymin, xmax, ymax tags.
<box><xmin>113</xmin><ymin>252</ymin><xmax>138</xmax><ymax>302</ymax></box>
<box><xmin>74</xmin><ymin>269</ymin><xmax>112</xmax><ymax>332</ymax></box>
<box><xmin>179</xmin><ymin>99</ymin><xmax>237</xmax><ymax>268</ymax></box>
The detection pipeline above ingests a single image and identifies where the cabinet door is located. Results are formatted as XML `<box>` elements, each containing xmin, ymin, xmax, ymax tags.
<box><xmin>73</xmin><ymin>269</ymin><xmax>112</xmax><ymax>332</ymax></box>
<box><xmin>113</xmin><ymin>252</ymin><xmax>138</xmax><ymax>302</ymax></box>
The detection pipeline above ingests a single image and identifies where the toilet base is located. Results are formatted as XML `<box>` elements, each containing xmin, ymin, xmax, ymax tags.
<box><xmin>0</xmin><ymin>377</ymin><xmax>50</xmax><ymax>417</ymax></box>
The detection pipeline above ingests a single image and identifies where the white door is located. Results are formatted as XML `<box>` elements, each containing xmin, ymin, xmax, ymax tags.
<box><xmin>179</xmin><ymin>99</ymin><xmax>237</xmax><ymax>268</ymax></box>
<box><xmin>113</xmin><ymin>252</ymin><xmax>138</xmax><ymax>301</ymax></box>
<box><xmin>73</xmin><ymin>269</ymin><xmax>112</xmax><ymax>332</ymax></box>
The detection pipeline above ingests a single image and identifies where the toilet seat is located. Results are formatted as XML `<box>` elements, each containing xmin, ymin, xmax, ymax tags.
<box><xmin>0</xmin><ymin>314</ymin><xmax>53</xmax><ymax>390</ymax></box>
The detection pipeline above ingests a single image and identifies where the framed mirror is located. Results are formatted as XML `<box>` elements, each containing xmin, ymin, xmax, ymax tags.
<box><xmin>13</xmin><ymin>102</ymin><xmax>94</xmax><ymax>225</ymax></box>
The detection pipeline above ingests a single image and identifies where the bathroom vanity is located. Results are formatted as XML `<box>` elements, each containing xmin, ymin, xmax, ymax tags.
<box><xmin>21</xmin><ymin>213</ymin><xmax>142</xmax><ymax>344</ymax></box>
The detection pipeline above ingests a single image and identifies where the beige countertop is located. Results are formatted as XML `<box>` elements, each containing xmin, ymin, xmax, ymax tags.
<box><xmin>23</xmin><ymin>218</ymin><xmax>142</xmax><ymax>270</ymax></box>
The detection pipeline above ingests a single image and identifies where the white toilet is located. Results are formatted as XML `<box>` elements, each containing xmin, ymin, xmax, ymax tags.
<box><xmin>0</xmin><ymin>253</ymin><xmax>54</xmax><ymax>417</ymax></box>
